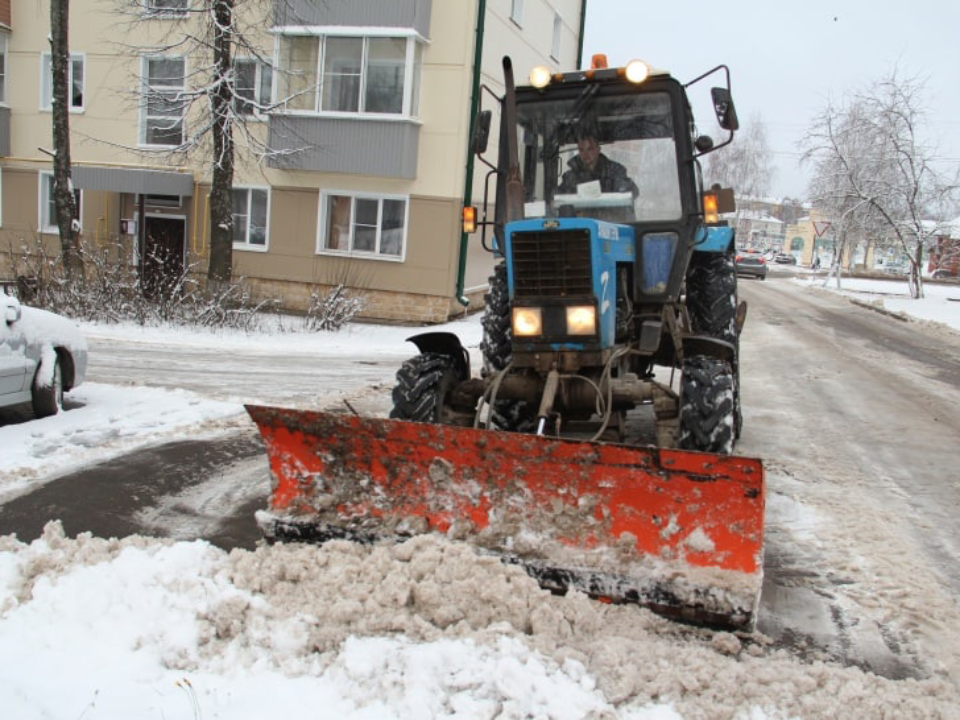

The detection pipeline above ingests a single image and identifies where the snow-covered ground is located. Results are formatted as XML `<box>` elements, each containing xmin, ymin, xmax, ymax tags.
<box><xmin>793</xmin><ymin>273</ymin><xmax>960</xmax><ymax>328</ymax></box>
<box><xmin>1</xmin><ymin>277</ymin><xmax>958</xmax><ymax>718</ymax></box>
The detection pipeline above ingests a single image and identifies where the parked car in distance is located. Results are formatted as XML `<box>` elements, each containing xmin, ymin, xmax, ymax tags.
<box><xmin>1</xmin><ymin>291</ymin><xmax>87</xmax><ymax>418</ymax></box>
<box><xmin>774</xmin><ymin>253</ymin><xmax>797</xmax><ymax>265</ymax></box>
<box><xmin>735</xmin><ymin>253</ymin><xmax>768</xmax><ymax>280</ymax></box>
<box><xmin>931</xmin><ymin>269</ymin><xmax>957</xmax><ymax>280</ymax></box>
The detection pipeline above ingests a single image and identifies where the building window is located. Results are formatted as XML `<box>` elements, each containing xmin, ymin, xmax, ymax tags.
<box><xmin>232</xmin><ymin>187</ymin><xmax>269</xmax><ymax>248</ymax></box>
<box><xmin>276</xmin><ymin>36</ymin><xmax>318</xmax><ymax>112</ymax></box>
<box><xmin>0</xmin><ymin>34</ymin><xmax>8</xmax><ymax>103</ymax></box>
<box><xmin>41</xmin><ymin>53</ymin><xmax>85</xmax><ymax>111</ymax></box>
<box><xmin>145</xmin><ymin>0</ymin><xmax>189</xmax><ymax>17</ymax></box>
<box><xmin>141</xmin><ymin>56</ymin><xmax>186</xmax><ymax>146</ymax></box>
<box><xmin>551</xmin><ymin>13</ymin><xmax>563</xmax><ymax>60</ymax></box>
<box><xmin>320</xmin><ymin>193</ymin><xmax>406</xmax><ymax>259</ymax></box>
<box><xmin>39</xmin><ymin>172</ymin><xmax>81</xmax><ymax>234</ymax></box>
<box><xmin>277</xmin><ymin>34</ymin><xmax>422</xmax><ymax>117</ymax></box>
<box><xmin>234</xmin><ymin>59</ymin><xmax>272</xmax><ymax>116</ymax></box>
<box><xmin>510</xmin><ymin>0</ymin><xmax>524</xmax><ymax>26</ymax></box>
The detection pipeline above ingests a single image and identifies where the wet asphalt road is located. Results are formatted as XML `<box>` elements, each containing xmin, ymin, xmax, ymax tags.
<box><xmin>0</xmin><ymin>432</ymin><xmax>267</xmax><ymax>550</ymax></box>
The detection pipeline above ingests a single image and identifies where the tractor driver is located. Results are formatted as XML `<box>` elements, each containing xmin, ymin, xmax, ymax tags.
<box><xmin>558</xmin><ymin>134</ymin><xmax>639</xmax><ymax>198</ymax></box>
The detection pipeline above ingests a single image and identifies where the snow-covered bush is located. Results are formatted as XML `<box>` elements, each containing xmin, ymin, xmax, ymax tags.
<box><xmin>302</xmin><ymin>284</ymin><xmax>367</xmax><ymax>332</ymax></box>
<box><xmin>4</xmin><ymin>238</ymin><xmax>365</xmax><ymax>333</ymax></box>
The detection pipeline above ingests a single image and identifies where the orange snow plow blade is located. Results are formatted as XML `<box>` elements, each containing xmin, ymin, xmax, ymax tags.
<box><xmin>246</xmin><ymin>405</ymin><xmax>765</xmax><ymax>629</ymax></box>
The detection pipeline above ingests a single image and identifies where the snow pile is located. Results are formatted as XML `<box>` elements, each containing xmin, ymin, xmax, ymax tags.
<box><xmin>1</xmin><ymin>523</ymin><xmax>955</xmax><ymax>719</ymax></box>
<box><xmin>794</xmin><ymin>276</ymin><xmax>960</xmax><ymax>330</ymax></box>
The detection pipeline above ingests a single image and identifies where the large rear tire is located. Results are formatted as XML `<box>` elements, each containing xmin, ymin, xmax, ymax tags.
<box><xmin>679</xmin><ymin>355</ymin><xmax>736</xmax><ymax>455</ymax></box>
<box><xmin>686</xmin><ymin>251</ymin><xmax>742</xmax><ymax>439</ymax></box>
<box><xmin>686</xmin><ymin>251</ymin><xmax>738</xmax><ymax>344</ymax></box>
<box><xmin>390</xmin><ymin>353</ymin><xmax>461</xmax><ymax>424</ymax></box>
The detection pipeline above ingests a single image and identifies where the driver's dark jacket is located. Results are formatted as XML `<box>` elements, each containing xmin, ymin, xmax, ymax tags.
<box><xmin>558</xmin><ymin>154</ymin><xmax>639</xmax><ymax>196</ymax></box>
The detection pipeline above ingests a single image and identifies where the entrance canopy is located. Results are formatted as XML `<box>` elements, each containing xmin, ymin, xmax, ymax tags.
<box><xmin>72</xmin><ymin>166</ymin><xmax>195</xmax><ymax>196</ymax></box>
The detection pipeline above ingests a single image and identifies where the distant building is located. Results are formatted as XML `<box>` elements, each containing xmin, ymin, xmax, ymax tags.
<box><xmin>728</xmin><ymin>195</ymin><xmax>808</xmax><ymax>253</ymax></box>
<box><xmin>735</xmin><ymin>210</ymin><xmax>785</xmax><ymax>251</ymax></box>
<box><xmin>929</xmin><ymin>217</ymin><xmax>960</xmax><ymax>277</ymax></box>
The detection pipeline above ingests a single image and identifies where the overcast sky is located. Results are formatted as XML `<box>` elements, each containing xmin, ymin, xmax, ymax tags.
<box><xmin>581</xmin><ymin>0</ymin><xmax>960</xmax><ymax>200</ymax></box>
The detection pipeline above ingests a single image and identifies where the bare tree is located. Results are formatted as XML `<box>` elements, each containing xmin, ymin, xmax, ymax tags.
<box><xmin>703</xmin><ymin>114</ymin><xmax>777</xmax><ymax>248</ymax></box>
<box><xmin>50</xmin><ymin>0</ymin><xmax>83</xmax><ymax>278</ymax></box>
<box><xmin>208</xmin><ymin>0</ymin><xmax>236</xmax><ymax>284</ymax></box>
<box><xmin>114</xmin><ymin>0</ymin><xmax>286</xmax><ymax>285</ymax></box>
<box><xmin>705</xmin><ymin>113</ymin><xmax>777</xmax><ymax>201</ymax></box>
<box><xmin>801</xmin><ymin>70</ymin><xmax>959</xmax><ymax>298</ymax></box>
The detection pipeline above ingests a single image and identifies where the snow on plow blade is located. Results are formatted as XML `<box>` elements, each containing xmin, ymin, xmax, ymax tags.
<box><xmin>246</xmin><ymin>405</ymin><xmax>765</xmax><ymax>629</ymax></box>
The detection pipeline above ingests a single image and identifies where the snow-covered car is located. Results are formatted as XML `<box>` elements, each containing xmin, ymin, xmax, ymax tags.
<box><xmin>774</xmin><ymin>253</ymin><xmax>797</xmax><ymax>265</ymax></box>
<box><xmin>0</xmin><ymin>292</ymin><xmax>87</xmax><ymax>418</ymax></box>
<box><xmin>735</xmin><ymin>253</ymin><xmax>768</xmax><ymax>280</ymax></box>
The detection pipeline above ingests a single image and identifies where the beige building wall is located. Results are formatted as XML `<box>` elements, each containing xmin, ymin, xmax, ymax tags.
<box><xmin>1</xmin><ymin>0</ymin><xmax>586</xmax><ymax>323</ymax></box>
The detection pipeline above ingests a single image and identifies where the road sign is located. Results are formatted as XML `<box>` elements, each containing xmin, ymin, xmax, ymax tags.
<box><xmin>813</xmin><ymin>221</ymin><xmax>832</xmax><ymax>238</ymax></box>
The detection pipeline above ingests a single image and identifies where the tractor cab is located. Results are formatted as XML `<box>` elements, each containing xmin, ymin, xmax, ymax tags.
<box><xmin>472</xmin><ymin>56</ymin><xmax>737</xmax><ymax>314</ymax></box>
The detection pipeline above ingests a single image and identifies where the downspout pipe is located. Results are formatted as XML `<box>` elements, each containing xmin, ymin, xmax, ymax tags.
<box><xmin>577</xmin><ymin>0</ymin><xmax>588</xmax><ymax>69</ymax></box>
<box><xmin>455</xmin><ymin>0</ymin><xmax>487</xmax><ymax>307</ymax></box>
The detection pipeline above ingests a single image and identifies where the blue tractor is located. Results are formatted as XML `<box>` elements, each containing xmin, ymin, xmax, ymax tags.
<box><xmin>393</xmin><ymin>55</ymin><xmax>745</xmax><ymax>455</ymax></box>
<box><xmin>247</xmin><ymin>55</ymin><xmax>765</xmax><ymax>629</ymax></box>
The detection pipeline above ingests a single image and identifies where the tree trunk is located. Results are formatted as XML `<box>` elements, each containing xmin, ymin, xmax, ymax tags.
<box><xmin>50</xmin><ymin>0</ymin><xmax>83</xmax><ymax>279</ymax></box>
<box><xmin>207</xmin><ymin>0</ymin><xmax>235</xmax><ymax>285</ymax></box>
<box><xmin>909</xmin><ymin>243</ymin><xmax>924</xmax><ymax>299</ymax></box>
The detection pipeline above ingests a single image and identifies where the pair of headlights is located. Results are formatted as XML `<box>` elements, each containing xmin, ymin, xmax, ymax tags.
<box><xmin>529</xmin><ymin>59</ymin><xmax>651</xmax><ymax>89</ymax></box>
<box><xmin>512</xmin><ymin>306</ymin><xmax>597</xmax><ymax>337</ymax></box>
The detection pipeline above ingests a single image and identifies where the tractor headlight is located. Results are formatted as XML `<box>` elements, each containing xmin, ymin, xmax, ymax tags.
<box><xmin>512</xmin><ymin>307</ymin><xmax>543</xmax><ymax>337</ymax></box>
<box><xmin>565</xmin><ymin>306</ymin><xmax>596</xmax><ymax>336</ymax></box>
<box><xmin>624</xmin><ymin>59</ymin><xmax>650</xmax><ymax>84</ymax></box>
<box><xmin>529</xmin><ymin>65</ymin><xmax>552</xmax><ymax>89</ymax></box>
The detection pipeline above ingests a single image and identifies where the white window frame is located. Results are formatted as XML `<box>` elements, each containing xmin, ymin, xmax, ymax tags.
<box><xmin>38</xmin><ymin>172</ymin><xmax>82</xmax><ymax>235</ymax></box>
<box><xmin>140</xmin><ymin>55</ymin><xmax>187</xmax><ymax>147</ymax></box>
<box><xmin>551</xmin><ymin>12</ymin><xmax>563</xmax><ymax>61</ymax></box>
<box><xmin>317</xmin><ymin>191</ymin><xmax>408</xmax><ymax>261</ymax></box>
<box><xmin>510</xmin><ymin>0</ymin><xmax>524</xmax><ymax>26</ymax></box>
<box><xmin>144</xmin><ymin>0</ymin><xmax>190</xmax><ymax>18</ymax></box>
<box><xmin>0</xmin><ymin>34</ymin><xmax>8</xmax><ymax>104</ymax></box>
<box><xmin>234</xmin><ymin>58</ymin><xmax>272</xmax><ymax>118</ymax></box>
<box><xmin>274</xmin><ymin>31</ymin><xmax>423</xmax><ymax>119</ymax></box>
<box><xmin>40</xmin><ymin>52</ymin><xmax>85</xmax><ymax>112</ymax></box>
<box><xmin>232</xmin><ymin>186</ymin><xmax>270</xmax><ymax>251</ymax></box>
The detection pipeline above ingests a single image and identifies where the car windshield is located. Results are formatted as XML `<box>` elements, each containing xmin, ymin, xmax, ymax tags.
<box><xmin>514</xmin><ymin>90</ymin><xmax>681</xmax><ymax>223</ymax></box>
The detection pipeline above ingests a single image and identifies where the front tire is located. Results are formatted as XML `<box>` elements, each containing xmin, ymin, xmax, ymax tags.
<box><xmin>679</xmin><ymin>355</ymin><xmax>736</xmax><ymax>455</ymax></box>
<box><xmin>390</xmin><ymin>353</ymin><xmax>461</xmax><ymax>424</ymax></box>
<box><xmin>32</xmin><ymin>356</ymin><xmax>63</xmax><ymax>419</ymax></box>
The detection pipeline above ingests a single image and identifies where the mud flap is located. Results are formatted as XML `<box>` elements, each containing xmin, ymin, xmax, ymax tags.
<box><xmin>246</xmin><ymin>405</ymin><xmax>765</xmax><ymax>629</ymax></box>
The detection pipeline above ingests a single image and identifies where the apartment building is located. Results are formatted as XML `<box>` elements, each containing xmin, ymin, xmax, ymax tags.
<box><xmin>0</xmin><ymin>0</ymin><xmax>587</xmax><ymax>322</ymax></box>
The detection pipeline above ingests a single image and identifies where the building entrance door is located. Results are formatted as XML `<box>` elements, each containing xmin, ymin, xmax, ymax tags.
<box><xmin>142</xmin><ymin>216</ymin><xmax>186</xmax><ymax>298</ymax></box>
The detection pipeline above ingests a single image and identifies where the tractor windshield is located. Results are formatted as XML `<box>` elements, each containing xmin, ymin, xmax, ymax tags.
<box><xmin>515</xmin><ymin>90</ymin><xmax>682</xmax><ymax>223</ymax></box>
